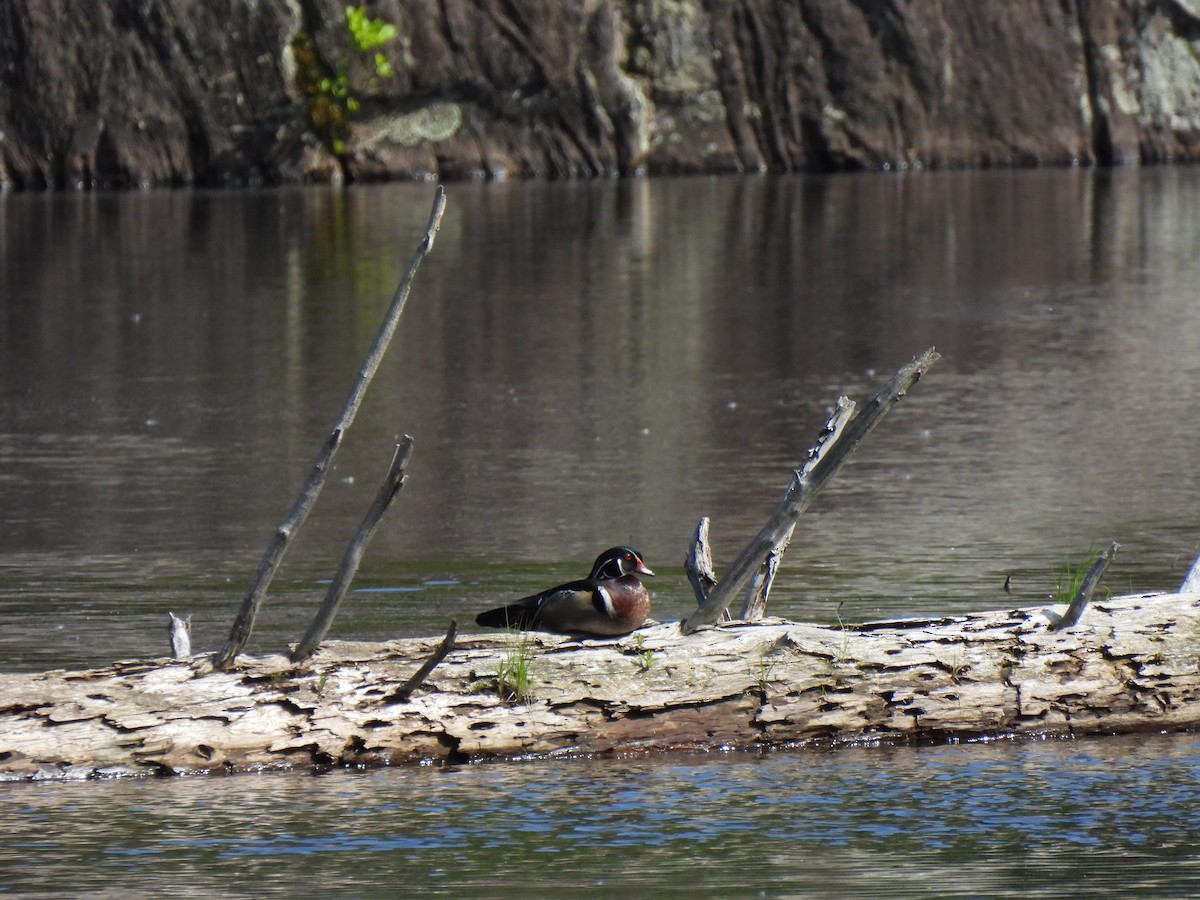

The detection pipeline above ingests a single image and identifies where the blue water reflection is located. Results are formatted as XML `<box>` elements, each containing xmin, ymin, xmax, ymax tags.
<box><xmin>3</xmin><ymin>735</ymin><xmax>1200</xmax><ymax>895</ymax></box>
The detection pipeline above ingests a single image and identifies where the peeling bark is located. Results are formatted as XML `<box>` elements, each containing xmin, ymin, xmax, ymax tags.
<box><xmin>3</xmin><ymin>589</ymin><xmax>1199</xmax><ymax>781</ymax></box>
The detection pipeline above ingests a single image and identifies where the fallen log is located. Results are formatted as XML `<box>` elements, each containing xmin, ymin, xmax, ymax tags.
<box><xmin>3</xmin><ymin>587</ymin><xmax>1198</xmax><ymax>781</ymax></box>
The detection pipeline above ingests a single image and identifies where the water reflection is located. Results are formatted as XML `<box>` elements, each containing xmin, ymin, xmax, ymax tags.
<box><xmin>2</xmin><ymin>735</ymin><xmax>1199</xmax><ymax>895</ymax></box>
<box><xmin>3</xmin><ymin>170</ymin><xmax>1200</xmax><ymax>671</ymax></box>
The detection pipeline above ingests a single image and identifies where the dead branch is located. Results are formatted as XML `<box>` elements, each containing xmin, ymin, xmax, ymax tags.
<box><xmin>682</xmin><ymin>348</ymin><xmax>940</xmax><ymax>633</ymax></box>
<box><xmin>291</xmin><ymin>438</ymin><xmax>415</xmax><ymax>663</ymax></box>
<box><xmin>739</xmin><ymin>396</ymin><xmax>857</xmax><ymax>620</ymax></box>
<box><xmin>1049</xmin><ymin>541</ymin><xmax>1119</xmax><ymax>631</ymax></box>
<box><xmin>213</xmin><ymin>187</ymin><xmax>446</xmax><ymax>670</ymax></box>
<box><xmin>385</xmin><ymin>619</ymin><xmax>458</xmax><ymax>702</ymax></box>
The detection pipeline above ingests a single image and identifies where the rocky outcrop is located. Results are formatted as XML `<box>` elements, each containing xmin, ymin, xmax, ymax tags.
<box><xmin>2</xmin><ymin>0</ymin><xmax>1200</xmax><ymax>189</ymax></box>
<box><xmin>0</xmin><ymin>0</ymin><xmax>306</xmax><ymax>189</ymax></box>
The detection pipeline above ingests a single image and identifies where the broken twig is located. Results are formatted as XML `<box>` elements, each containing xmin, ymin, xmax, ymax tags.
<box><xmin>685</xmin><ymin>518</ymin><xmax>718</xmax><ymax>608</ymax></box>
<box><xmin>167</xmin><ymin>612</ymin><xmax>191</xmax><ymax>659</ymax></box>
<box><xmin>1049</xmin><ymin>541</ymin><xmax>1119</xmax><ymax>631</ymax></box>
<box><xmin>1181</xmin><ymin>549</ymin><xmax>1200</xmax><ymax>593</ymax></box>
<box><xmin>386</xmin><ymin>619</ymin><xmax>458</xmax><ymax>702</ymax></box>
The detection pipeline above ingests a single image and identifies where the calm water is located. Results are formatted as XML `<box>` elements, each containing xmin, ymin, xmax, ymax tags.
<box><xmin>4</xmin><ymin>170</ymin><xmax>1200</xmax><ymax>669</ymax></box>
<box><xmin>3</xmin><ymin>170</ymin><xmax>1200</xmax><ymax>892</ymax></box>
<box><xmin>2</xmin><ymin>736</ymin><xmax>1200</xmax><ymax>897</ymax></box>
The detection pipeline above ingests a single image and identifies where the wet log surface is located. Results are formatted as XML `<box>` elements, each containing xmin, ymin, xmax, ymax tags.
<box><xmin>3</xmin><ymin>589</ymin><xmax>1198</xmax><ymax>781</ymax></box>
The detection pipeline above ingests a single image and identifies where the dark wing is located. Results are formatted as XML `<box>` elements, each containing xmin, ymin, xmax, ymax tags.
<box><xmin>475</xmin><ymin>579</ymin><xmax>598</xmax><ymax>630</ymax></box>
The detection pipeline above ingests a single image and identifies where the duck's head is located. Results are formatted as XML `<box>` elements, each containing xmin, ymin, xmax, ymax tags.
<box><xmin>590</xmin><ymin>546</ymin><xmax>655</xmax><ymax>580</ymax></box>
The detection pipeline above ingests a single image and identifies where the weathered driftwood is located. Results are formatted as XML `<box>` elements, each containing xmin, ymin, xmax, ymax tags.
<box><xmin>291</xmin><ymin>438</ymin><xmax>414</xmax><ymax>663</ymax></box>
<box><xmin>215</xmin><ymin>188</ymin><xmax>445</xmax><ymax>669</ymax></box>
<box><xmin>3</xmin><ymin>588</ymin><xmax>1199</xmax><ymax>781</ymax></box>
<box><xmin>683</xmin><ymin>348</ymin><xmax>939</xmax><ymax>632</ymax></box>
<box><xmin>167</xmin><ymin>613</ymin><xmax>191</xmax><ymax>659</ymax></box>
<box><xmin>738</xmin><ymin>395</ymin><xmax>856</xmax><ymax>621</ymax></box>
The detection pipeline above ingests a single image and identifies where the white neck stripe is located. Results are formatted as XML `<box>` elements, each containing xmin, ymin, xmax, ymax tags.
<box><xmin>595</xmin><ymin>584</ymin><xmax>615</xmax><ymax>618</ymax></box>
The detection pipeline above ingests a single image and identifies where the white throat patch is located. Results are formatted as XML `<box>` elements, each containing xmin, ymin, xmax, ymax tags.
<box><xmin>595</xmin><ymin>583</ymin><xmax>616</xmax><ymax>618</ymax></box>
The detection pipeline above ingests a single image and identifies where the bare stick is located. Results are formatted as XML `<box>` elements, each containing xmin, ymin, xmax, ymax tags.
<box><xmin>1049</xmin><ymin>541</ymin><xmax>1119</xmax><ymax>631</ymax></box>
<box><xmin>214</xmin><ymin>187</ymin><xmax>447</xmax><ymax>669</ymax></box>
<box><xmin>681</xmin><ymin>348</ymin><xmax>939</xmax><ymax>634</ymax></box>
<box><xmin>686</xmin><ymin>517</ymin><xmax>732</xmax><ymax>621</ymax></box>
<box><xmin>686</xmin><ymin>517</ymin><xmax>718</xmax><ymax>607</ymax></box>
<box><xmin>740</xmin><ymin>546</ymin><xmax>786</xmax><ymax>621</ymax></box>
<box><xmin>739</xmin><ymin>396</ymin><xmax>856</xmax><ymax>620</ymax></box>
<box><xmin>168</xmin><ymin>612</ymin><xmax>192</xmax><ymax>659</ymax></box>
<box><xmin>690</xmin><ymin>400</ymin><xmax>855</xmax><ymax>618</ymax></box>
<box><xmin>291</xmin><ymin>439</ymin><xmax>415</xmax><ymax>663</ymax></box>
<box><xmin>1181</xmin><ymin>549</ymin><xmax>1200</xmax><ymax>593</ymax></box>
<box><xmin>386</xmin><ymin>620</ymin><xmax>458</xmax><ymax>702</ymax></box>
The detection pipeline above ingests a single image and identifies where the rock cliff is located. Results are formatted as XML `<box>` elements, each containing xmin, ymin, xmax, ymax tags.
<box><xmin>2</xmin><ymin>0</ymin><xmax>1199</xmax><ymax>189</ymax></box>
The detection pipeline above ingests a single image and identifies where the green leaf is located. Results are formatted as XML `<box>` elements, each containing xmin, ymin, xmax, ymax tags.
<box><xmin>345</xmin><ymin>4</ymin><xmax>396</xmax><ymax>51</ymax></box>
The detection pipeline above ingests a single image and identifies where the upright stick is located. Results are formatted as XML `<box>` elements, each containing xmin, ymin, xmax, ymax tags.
<box><xmin>290</xmin><ymin>438</ymin><xmax>415</xmax><ymax>663</ymax></box>
<box><xmin>681</xmin><ymin>348</ymin><xmax>939</xmax><ymax>634</ymax></box>
<box><xmin>685</xmin><ymin>517</ymin><xmax>718</xmax><ymax>606</ymax></box>
<box><xmin>738</xmin><ymin>396</ymin><xmax>856</xmax><ymax>620</ymax></box>
<box><xmin>213</xmin><ymin>187</ymin><xmax>446</xmax><ymax>669</ymax></box>
<box><xmin>1181</xmin><ymin>549</ymin><xmax>1200</xmax><ymax>593</ymax></box>
<box><xmin>1050</xmin><ymin>541</ymin><xmax>1119</xmax><ymax>631</ymax></box>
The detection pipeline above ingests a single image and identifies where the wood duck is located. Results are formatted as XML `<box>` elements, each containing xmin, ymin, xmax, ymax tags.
<box><xmin>475</xmin><ymin>547</ymin><xmax>655</xmax><ymax>636</ymax></box>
